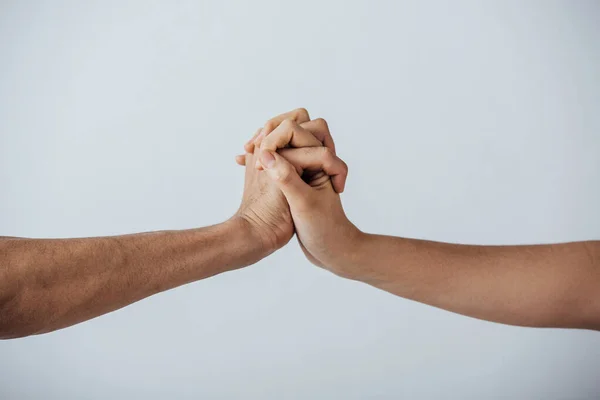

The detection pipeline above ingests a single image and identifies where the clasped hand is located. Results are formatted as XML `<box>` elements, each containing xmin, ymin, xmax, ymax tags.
<box><xmin>233</xmin><ymin>108</ymin><xmax>362</xmax><ymax>278</ymax></box>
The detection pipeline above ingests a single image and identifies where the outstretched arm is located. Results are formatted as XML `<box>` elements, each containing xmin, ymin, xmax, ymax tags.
<box><xmin>337</xmin><ymin>236</ymin><xmax>600</xmax><ymax>330</ymax></box>
<box><xmin>247</xmin><ymin>110</ymin><xmax>600</xmax><ymax>330</ymax></box>
<box><xmin>0</xmin><ymin>121</ymin><xmax>310</xmax><ymax>339</ymax></box>
<box><xmin>0</xmin><ymin>219</ymin><xmax>264</xmax><ymax>339</ymax></box>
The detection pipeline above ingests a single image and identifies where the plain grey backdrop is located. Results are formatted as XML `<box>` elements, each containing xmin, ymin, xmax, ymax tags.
<box><xmin>1</xmin><ymin>0</ymin><xmax>599</xmax><ymax>399</ymax></box>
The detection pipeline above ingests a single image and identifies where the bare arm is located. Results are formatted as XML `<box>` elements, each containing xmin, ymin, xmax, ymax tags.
<box><xmin>0</xmin><ymin>108</ymin><xmax>335</xmax><ymax>339</ymax></box>
<box><xmin>0</xmin><ymin>218</ymin><xmax>265</xmax><ymax>339</ymax></box>
<box><xmin>247</xmin><ymin>111</ymin><xmax>600</xmax><ymax>330</ymax></box>
<box><xmin>339</xmin><ymin>236</ymin><xmax>600</xmax><ymax>330</ymax></box>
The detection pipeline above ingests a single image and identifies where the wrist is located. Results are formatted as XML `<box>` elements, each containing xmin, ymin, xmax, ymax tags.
<box><xmin>223</xmin><ymin>216</ymin><xmax>273</xmax><ymax>266</ymax></box>
<box><xmin>324</xmin><ymin>223</ymin><xmax>369</xmax><ymax>280</ymax></box>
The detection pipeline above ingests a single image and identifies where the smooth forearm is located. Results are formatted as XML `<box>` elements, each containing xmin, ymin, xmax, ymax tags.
<box><xmin>0</xmin><ymin>217</ymin><xmax>264</xmax><ymax>338</ymax></box>
<box><xmin>337</xmin><ymin>234</ymin><xmax>600</xmax><ymax>330</ymax></box>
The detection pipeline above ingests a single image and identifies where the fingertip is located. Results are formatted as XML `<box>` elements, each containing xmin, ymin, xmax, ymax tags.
<box><xmin>244</xmin><ymin>142</ymin><xmax>255</xmax><ymax>153</ymax></box>
<box><xmin>235</xmin><ymin>155</ymin><xmax>246</xmax><ymax>166</ymax></box>
<box><xmin>332</xmin><ymin>176</ymin><xmax>346</xmax><ymax>193</ymax></box>
<box><xmin>340</xmin><ymin>174</ymin><xmax>348</xmax><ymax>192</ymax></box>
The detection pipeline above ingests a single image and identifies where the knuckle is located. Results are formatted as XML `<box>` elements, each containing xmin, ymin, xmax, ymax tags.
<box><xmin>314</xmin><ymin>117</ymin><xmax>329</xmax><ymax>131</ymax></box>
<box><xmin>280</xmin><ymin>118</ymin><xmax>295</xmax><ymax>130</ymax></box>
<box><xmin>318</xmin><ymin>147</ymin><xmax>335</xmax><ymax>169</ymax></box>
<box><xmin>294</xmin><ymin>107</ymin><xmax>310</xmax><ymax>121</ymax></box>
<box><xmin>321</xmin><ymin>146</ymin><xmax>335</xmax><ymax>161</ymax></box>
<box><xmin>263</xmin><ymin>120</ymin><xmax>277</xmax><ymax>132</ymax></box>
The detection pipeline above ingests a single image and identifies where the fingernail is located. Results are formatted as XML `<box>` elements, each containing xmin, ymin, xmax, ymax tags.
<box><xmin>259</xmin><ymin>150</ymin><xmax>275</xmax><ymax>169</ymax></box>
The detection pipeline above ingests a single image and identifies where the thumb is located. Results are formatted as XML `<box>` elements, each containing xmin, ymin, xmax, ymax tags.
<box><xmin>259</xmin><ymin>149</ymin><xmax>312</xmax><ymax>209</ymax></box>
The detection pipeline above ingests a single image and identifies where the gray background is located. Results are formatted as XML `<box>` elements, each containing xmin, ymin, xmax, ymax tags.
<box><xmin>1</xmin><ymin>0</ymin><xmax>599</xmax><ymax>399</ymax></box>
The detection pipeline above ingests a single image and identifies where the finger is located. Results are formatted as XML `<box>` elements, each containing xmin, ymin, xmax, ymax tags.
<box><xmin>255</xmin><ymin>159</ymin><xmax>304</xmax><ymax>173</ymax></box>
<box><xmin>254</xmin><ymin>108</ymin><xmax>310</xmax><ymax>147</ymax></box>
<box><xmin>235</xmin><ymin>154</ymin><xmax>246</xmax><ymax>166</ymax></box>
<box><xmin>259</xmin><ymin>118</ymin><xmax>322</xmax><ymax>154</ymax></box>
<box><xmin>258</xmin><ymin>150</ymin><xmax>313</xmax><ymax>210</ymax></box>
<box><xmin>300</xmin><ymin>118</ymin><xmax>336</xmax><ymax>155</ymax></box>
<box><xmin>253</xmin><ymin>139</ymin><xmax>265</xmax><ymax>171</ymax></box>
<box><xmin>244</xmin><ymin>128</ymin><xmax>262</xmax><ymax>153</ymax></box>
<box><xmin>278</xmin><ymin>147</ymin><xmax>348</xmax><ymax>193</ymax></box>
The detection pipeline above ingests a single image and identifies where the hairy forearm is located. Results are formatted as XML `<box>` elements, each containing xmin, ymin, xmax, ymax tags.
<box><xmin>0</xmin><ymin>217</ymin><xmax>263</xmax><ymax>339</ymax></box>
<box><xmin>339</xmin><ymin>234</ymin><xmax>600</xmax><ymax>330</ymax></box>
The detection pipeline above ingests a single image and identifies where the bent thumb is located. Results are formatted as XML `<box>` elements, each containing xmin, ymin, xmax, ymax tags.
<box><xmin>259</xmin><ymin>150</ymin><xmax>311</xmax><ymax>209</ymax></box>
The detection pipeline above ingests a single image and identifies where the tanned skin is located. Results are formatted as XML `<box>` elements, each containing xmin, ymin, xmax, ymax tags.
<box><xmin>0</xmin><ymin>108</ymin><xmax>347</xmax><ymax>339</ymax></box>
